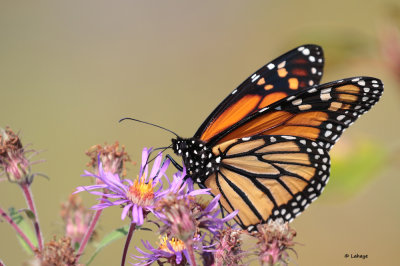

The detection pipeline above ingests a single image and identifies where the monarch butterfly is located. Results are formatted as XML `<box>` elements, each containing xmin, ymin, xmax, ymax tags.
<box><xmin>166</xmin><ymin>45</ymin><xmax>383</xmax><ymax>231</ymax></box>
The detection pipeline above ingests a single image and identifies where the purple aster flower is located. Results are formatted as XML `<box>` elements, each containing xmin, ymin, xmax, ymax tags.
<box><xmin>74</xmin><ymin>147</ymin><xmax>169</xmax><ymax>226</ymax></box>
<box><xmin>133</xmin><ymin>166</ymin><xmax>238</xmax><ymax>265</ymax></box>
<box><xmin>132</xmin><ymin>237</ymin><xmax>192</xmax><ymax>266</ymax></box>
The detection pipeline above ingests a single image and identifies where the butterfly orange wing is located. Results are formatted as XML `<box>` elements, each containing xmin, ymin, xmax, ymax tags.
<box><xmin>195</xmin><ymin>45</ymin><xmax>324</xmax><ymax>142</ymax></box>
<box><xmin>204</xmin><ymin>135</ymin><xmax>330</xmax><ymax>230</ymax></box>
<box><xmin>211</xmin><ymin>77</ymin><xmax>383</xmax><ymax>148</ymax></box>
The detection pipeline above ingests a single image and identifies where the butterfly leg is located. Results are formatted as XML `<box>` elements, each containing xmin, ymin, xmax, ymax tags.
<box><xmin>165</xmin><ymin>154</ymin><xmax>183</xmax><ymax>171</ymax></box>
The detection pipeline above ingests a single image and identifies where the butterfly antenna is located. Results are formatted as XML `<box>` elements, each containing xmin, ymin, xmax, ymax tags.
<box><xmin>119</xmin><ymin>117</ymin><xmax>179</xmax><ymax>137</ymax></box>
<box><xmin>146</xmin><ymin>145</ymin><xmax>173</xmax><ymax>165</ymax></box>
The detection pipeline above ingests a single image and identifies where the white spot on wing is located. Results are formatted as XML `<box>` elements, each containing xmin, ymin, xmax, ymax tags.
<box><xmin>267</xmin><ymin>63</ymin><xmax>275</xmax><ymax>70</ymax></box>
<box><xmin>287</xmin><ymin>96</ymin><xmax>296</xmax><ymax>101</ymax></box>
<box><xmin>320</xmin><ymin>93</ymin><xmax>331</xmax><ymax>101</ymax></box>
<box><xmin>292</xmin><ymin>99</ymin><xmax>302</xmax><ymax>105</ymax></box>
<box><xmin>251</xmin><ymin>74</ymin><xmax>260</xmax><ymax>83</ymax></box>
<box><xmin>337</xmin><ymin>115</ymin><xmax>345</xmax><ymax>121</ymax></box>
<box><xmin>282</xmin><ymin>136</ymin><xmax>296</xmax><ymax>140</ymax></box>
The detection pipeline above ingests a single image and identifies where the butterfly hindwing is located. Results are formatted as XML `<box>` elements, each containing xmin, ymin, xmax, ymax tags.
<box><xmin>214</xmin><ymin>77</ymin><xmax>384</xmax><ymax>148</ymax></box>
<box><xmin>196</xmin><ymin>45</ymin><xmax>324</xmax><ymax>142</ymax></box>
<box><xmin>204</xmin><ymin>135</ymin><xmax>330</xmax><ymax>230</ymax></box>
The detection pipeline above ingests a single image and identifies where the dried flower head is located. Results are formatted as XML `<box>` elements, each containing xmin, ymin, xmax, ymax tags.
<box><xmin>86</xmin><ymin>141</ymin><xmax>131</xmax><ymax>176</ymax></box>
<box><xmin>254</xmin><ymin>219</ymin><xmax>297</xmax><ymax>266</ymax></box>
<box><xmin>34</xmin><ymin>236</ymin><xmax>80</xmax><ymax>266</ymax></box>
<box><xmin>0</xmin><ymin>127</ymin><xmax>32</xmax><ymax>184</ymax></box>
<box><xmin>60</xmin><ymin>194</ymin><xmax>93</xmax><ymax>248</ymax></box>
<box><xmin>156</xmin><ymin>194</ymin><xmax>197</xmax><ymax>242</ymax></box>
<box><xmin>213</xmin><ymin>227</ymin><xmax>245</xmax><ymax>266</ymax></box>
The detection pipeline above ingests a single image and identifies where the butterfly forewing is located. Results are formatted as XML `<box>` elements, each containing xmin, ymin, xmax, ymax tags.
<box><xmin>195</xmin><ymin>45</ymin><xmax>324</xmax><ymax>142</ymax></box>
<box><xmin>213</xmin><ymin>77</ymin><xmax>383</xmax><ymax>147</ymax></box>
<box><xmin>204</xmin><ymin>135</ymin><xmax>330</xmax><ymax>230</ymax></box>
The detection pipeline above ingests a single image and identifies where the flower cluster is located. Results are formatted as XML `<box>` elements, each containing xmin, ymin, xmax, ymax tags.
<box><xmin>75</xmin><ymin>144</ymin><xmax>300</xmax><ymax>265</ymax></box>
<box><xmin>76</xmin><ymin>145</ymin><xmax>244</xmax><ymax>265</ymax></box>
<box><xmin>0</xmin><ymin>126</ymin><xmax>299</xmax><ymax>266</ymax></box>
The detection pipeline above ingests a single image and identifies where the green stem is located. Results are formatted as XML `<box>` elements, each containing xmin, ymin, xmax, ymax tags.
<box><xmin>0</xmin><ymin>205</ymin><xmax>36</xmax><ymax>253</ymax></box>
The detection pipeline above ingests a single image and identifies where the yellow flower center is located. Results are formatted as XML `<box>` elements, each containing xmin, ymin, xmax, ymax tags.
<box><xmin>159</xmin><ymin>236</ymin><xmax>186</xmax><ymax>253</ymax></box>
<box><xmin>127</xmin><ymin>175</ymin><xmax>155</xmax><ymax>206</ymax></box>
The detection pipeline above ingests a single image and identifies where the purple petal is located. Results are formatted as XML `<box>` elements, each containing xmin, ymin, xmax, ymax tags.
<box><xmin>140</xmin><ymin>147</ymin><xmax>151</xmax><ymax>177</ymax></box>
<box><xmin>137</xmin><ymin>206</ymin><xmax>144</xmax><ymax>225</ymax></box>
<box><xmin>124</xmin><ymin>178</ymin><xmax>133</xmax><ymax>186</ymax></box>
<box><xmin>112</xmin><ymin>199</ymin><xmax>130</xmax><ymax>205</ymax></box>
<box><xmin>222</xmin><ymin>210</ymin><xmax>239</xmax><ymax>222</ymax></box>
<box><xmin>183</xmin><ymin>249</ymin><xmax>191</xmax><ymax>265</ymax></box>
<box><xmin>121</xmin><ymin>204</ymin><xmax>131</xmax><ymax>220</ymax></box>
<box><xmin>175</xmin><ymin>250</ymin><xmax>182</xmax><ymax>264</ymax></box>
<box><xmin>149</xmin><ymin>152</ymin><xmax>162</xmax><ymax>180</ymax></box>
<box><xmin>203</xmin><ymin>194</ymin><xmax>220</xmax><ymax>213</ymax></box>
<box><xmin>188</xmin><ymin>188</ymin><xmax>210</xmax><ymax>196</ymax></box>
<box><xmin>132</xmin><ymin>204</ymin><xmax>139</xmax><ymax>224</ymax></box>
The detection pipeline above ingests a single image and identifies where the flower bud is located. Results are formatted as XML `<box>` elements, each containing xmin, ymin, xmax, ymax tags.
<box><xmin>0</xmin><ymin>127</ymin><xmax>31</xmax><ymax>184</ymax></box>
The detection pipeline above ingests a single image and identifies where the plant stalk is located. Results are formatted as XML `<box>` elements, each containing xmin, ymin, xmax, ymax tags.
<box><xmin>76</xmin><ymin>207</ymin><xmax>103</xmax><ymax>261</ymax></box>
<box><xmin>21</xmin><ymin>183</ymin><xmax>43</xmax><ymax>251</ymax></box>
<box><xmin>121</xmin><ymin>222</ymin><xmax>136</xmax><ymax>266</ymax></box>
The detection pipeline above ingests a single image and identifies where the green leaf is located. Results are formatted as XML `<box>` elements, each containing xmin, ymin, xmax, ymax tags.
<box><xmin>86</xmin><ymin>224</ymin><xmax>130</xmax><ymax>265</ymax></box>
<box><xmin>9</xmin><ymin>207</ymin><xmax>38</xmax><ymax>254</ymax></box>
<box><xmin>19</xmin><ymin>208</ymin><xmax>36</xmax><ymax>220</ymax></box>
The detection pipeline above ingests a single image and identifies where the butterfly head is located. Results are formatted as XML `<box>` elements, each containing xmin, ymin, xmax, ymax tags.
<box><xmin>172</xmin><ymin>137</ymin><xmax>220</xmax><ymax>183</ymax></box>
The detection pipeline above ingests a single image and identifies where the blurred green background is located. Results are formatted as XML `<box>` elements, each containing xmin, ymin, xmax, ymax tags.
<box><xmin>1</xmin><ymin>0</ymin><xmax>400</xmax><ymax>265</ymax></box>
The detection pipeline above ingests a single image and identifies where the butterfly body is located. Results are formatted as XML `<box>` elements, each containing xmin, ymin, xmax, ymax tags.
<box><xmin>172</xmin><ymin>137</ymin><xmax>220</xmax><ymax>183</ymax></box>
<box><xmin>169</xmin><ymin>45</ymin><xmax>383</xmax><ymax>231</ymax></box>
